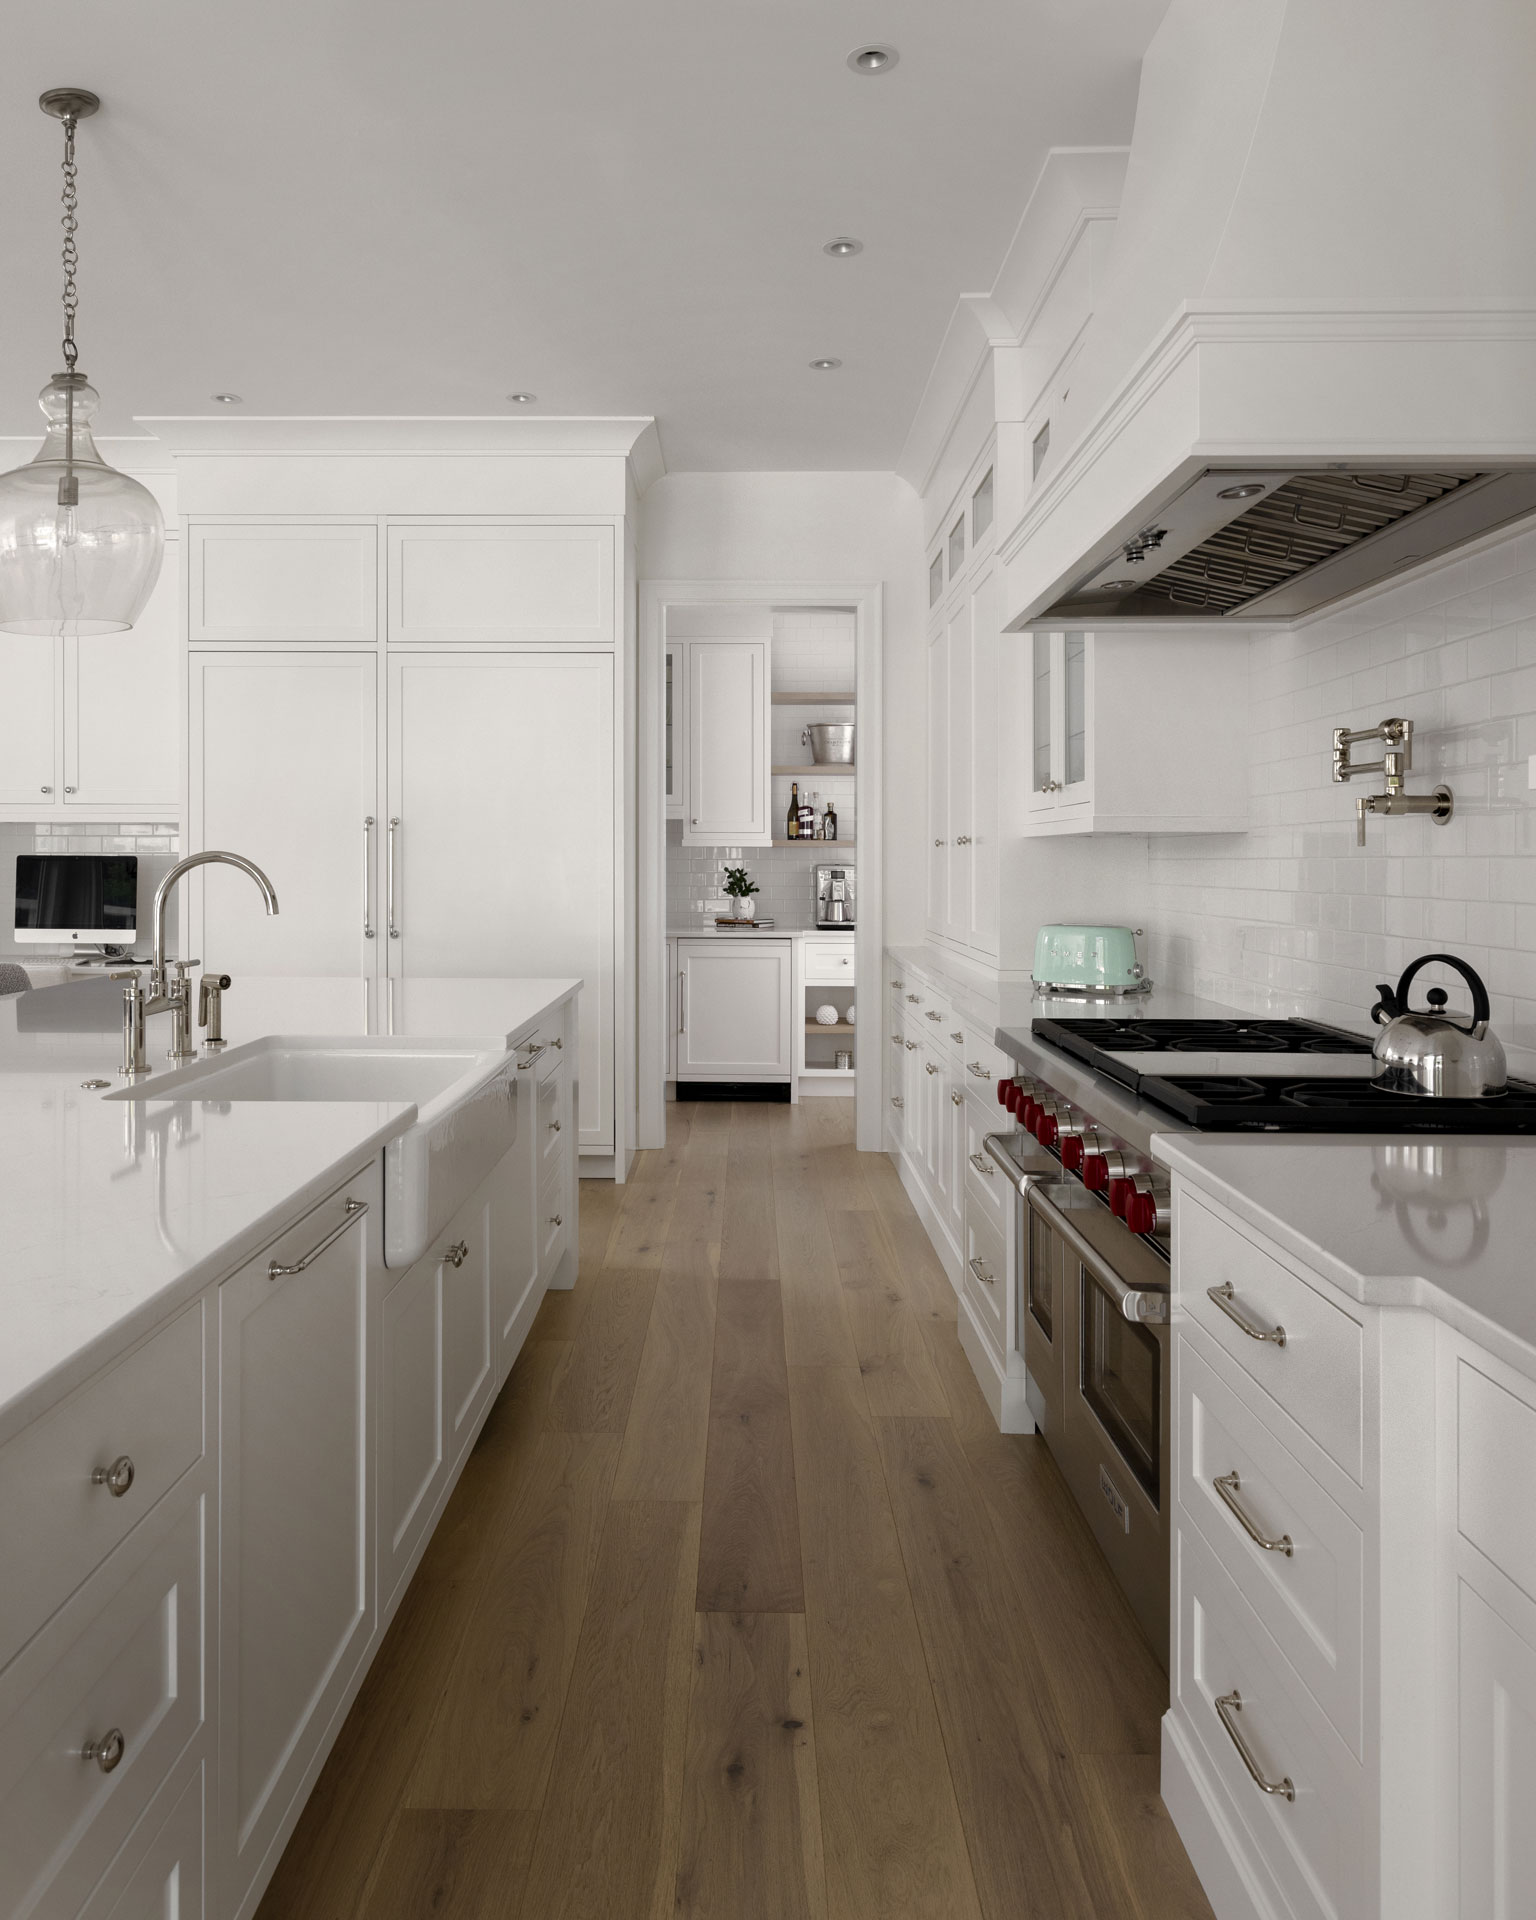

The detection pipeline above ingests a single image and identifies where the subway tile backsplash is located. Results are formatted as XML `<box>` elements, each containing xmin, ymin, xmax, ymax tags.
<box><xmin>1132</xmin><ymin>521</ymin><xmax>1536</xmax><ymax>1073</ymax></box>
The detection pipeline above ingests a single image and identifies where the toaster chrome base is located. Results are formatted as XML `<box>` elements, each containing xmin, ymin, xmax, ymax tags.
<box><xmin>1030</xmin><ymin>978</ymin><xmax>1155</xmax><ymax>998</ymax></box>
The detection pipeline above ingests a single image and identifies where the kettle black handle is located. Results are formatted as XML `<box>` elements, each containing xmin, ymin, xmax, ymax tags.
<box><xmin>1370</xmin><ymin>983</ymin><xmax>1399</xmax><ymax>1026</ymax></box>
<box><xmin>1391</xmin><ymin>952</ymin><xmax>1490</xmax><ymax>1033</ymax></box>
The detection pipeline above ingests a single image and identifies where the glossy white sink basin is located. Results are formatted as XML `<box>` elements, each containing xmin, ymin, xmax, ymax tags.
<box><xmin>106</xmin><ymin>1035</ymin><xmax>520</xmax><ymax>1268</ymax></box>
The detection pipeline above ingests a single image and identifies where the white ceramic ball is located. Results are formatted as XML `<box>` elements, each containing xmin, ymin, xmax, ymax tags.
<box><xmin>815</xmin><ymin>1004</ymin><xmax>839</xmax><ymax>1026</ymax></box>
<box><xmin>846</xmin><ymin>1003</ymin><xmax>856</xmax><ymax>1026</ymax></box>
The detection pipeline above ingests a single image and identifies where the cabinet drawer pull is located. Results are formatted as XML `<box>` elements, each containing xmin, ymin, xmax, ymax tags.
<box><xmin>551</xmin><ymin>1035</ymin><xmax>563</xmax><ymax>1049</ymax></box>
<box><xmin>81</xmin><ymin>1728</ymin><xmax>126</xmax><ymax>1774</ymax></box>
<box><xmin>1213</xmin><ymin>1471</ymin><xmax>1294</xmax><ymax>1557</ymax></box>
<box><xmin>891</xmin><ymin>1096</ymin><xmax>904</xmax><ymax>1109</ymax></box>
<box><xmin>1207</xmin><ymin>1281</ymin><xmax>1286</xmax><ymax>1347</ymax></box>
<box><xmin>1214</xmin><ymin>1691</ymin><xmax>1294</xmax><ymax>1802</ymax></box>
<box><xmin>968</xmin><ymin>1152</ymin><xmax>994</xmax><ymax>1177</ymax></box>
<box><xmin>517</xmin><ymin>1043</ymin><xmax>547</xmax><ymax>1069</ymax></box>
<box><xmin>890</xmin><ymin>1033</ymin><xmax>902</xmax><ymax>1046</ymax></box>
<box><xmin>925</xmin><ymin>1010</ymin><xmax>943</xmax><ymax>1022</ymax></box>
<box><xmin>904</xmin><ymin>1040</ymin><xmax>917</xmax><ymax>1051</ymax></box>
<box><xmin>90</xmin><ymin>1455</ymin><xmax>135</xmax><ymax>1499</ymax></box>
<box><xmin>950</xmin><ymin>1031</ymin><xmax>964</xmax><ymax>1043</ymax></box>
<box><xmin>363</xmin><ymin>816</ymin><xmax>375</xmax><ymax>939</ymax></box>
<box><xmin>891</xmin><ymin>978</ymin><xmax>904</xmax><ymax>989</ymax></box>
<box><xmin>548</xmin><ymin>1214</ymin><xmax>563</xmax><ymax>1228</ymax></box>
<box><xmin>550</xmin><ymin>1119</ymin><xmax>561</xmax><ymax>1133</ymax></box>
<box><xmin>966</xmin><ymin>1061</ymin><xmax>992</xmax><ymax>1080</ymax></box>
<box><xmin>387</xmin><ymin>817</ymin><xmax>400</xmax><ymax>939</ymax></box>
<box><xmin>951</xmin><ymin>1090</ymin><xmax>963</xmax><ymax>1107</ymax></box>
<box><xmin>443</xmin><ymin>1239</ymin><xmax>469</xmax><ymax>1269</ymax></box>
<box><xmin>955</xmin><ymin>834</ymin><xmax>971</xmax><ymax>845</ymax></box>
<box><xmin>269</xmin><ymin>1197</ymin><xmax>368</xmax><ymax>1279</ymax></box>
<box><xmin>905</xmin><ymin>994</ymin><xmax>922</xmax><ymax>1004</ymax></box>
<box><xmin>925</xmin><ymin>1062</ymin><xmax>938</xmax><ymax>1076</ymax></box>
<box><xmin>967</xmin><ymin>1256</ymin><xmax>994</xmax><ymax>1288</ymax></box>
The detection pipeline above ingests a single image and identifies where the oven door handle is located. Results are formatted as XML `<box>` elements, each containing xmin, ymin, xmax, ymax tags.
<box><xmin>1025</xmin><ymin>1182</ymin><xmax>1169</xmax><ymax>1326</ymax></box>
<box><xmin>982</xmin><ymin>1131</ymin><xmax>1055</xmax><ymax>1193</ymax></box>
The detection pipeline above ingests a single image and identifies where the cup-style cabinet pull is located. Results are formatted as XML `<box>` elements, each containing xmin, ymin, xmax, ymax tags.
<box><xmin>443</xmin><ymin>1239</ymin><xmax>469</xmax><ymax>1269</ymax></box>
<box><xmin>91</xmin><ymin>1455</ymin><xmax>135</xmax><ymax>1498</ymax></box>
<box><xmin>1207</xmin><ymin>1281</ymin><xmax>1286</xmax><ymax>1347</ymax></box>
<box><xmin>1213</xmin><ymin>1471</ymin><xmax>1294</xmax><ymax>1556</ymax></box>
<box><xmin>1214</xmin><ymin>1690</ymin><xmax>1295</xmax><ymax>1802</ymax></box>
<box><xmin>80</xmin><ymin>1729</ymin><xmax>126</xmax><ymax>1774</ymax></box>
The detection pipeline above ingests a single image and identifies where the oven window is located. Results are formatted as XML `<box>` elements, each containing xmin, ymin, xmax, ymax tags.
<box><xmin>1080</xmin><ymin>1262</ymin><xmax>1161</xmax><ymax>1505</ymax></box>
<box><xmin>1028</xmin><ymin>1210</ymin><xmax>1054</xmax><ymax>1342</ymax></box>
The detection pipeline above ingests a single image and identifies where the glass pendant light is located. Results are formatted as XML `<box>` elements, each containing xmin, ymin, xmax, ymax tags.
<box><xmin>0</xmin><ymin>90</ymin><xmax>164</xmax><ymax>637</ymax></box>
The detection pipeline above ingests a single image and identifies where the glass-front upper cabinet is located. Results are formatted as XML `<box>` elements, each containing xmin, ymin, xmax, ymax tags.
<box><xmin>1027</xmin><ymin>629</ymin><xmax>1091</xmax><ymax>822</ymax></box>
<box><xmin>929</xmin><ymin>551</ymin><xmax>945</xmax><ymax>608</ymax></box>
<box><xmin>970</xmin><ymin>468</ymin><xmax>994</xmax><ymax>546</ymax></box>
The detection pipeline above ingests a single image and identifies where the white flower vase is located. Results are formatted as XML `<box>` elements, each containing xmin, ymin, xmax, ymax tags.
<box><xmin>732</xmin><ymin>895</ymin><xmax>755</xmax><ymax>921</ymax></box>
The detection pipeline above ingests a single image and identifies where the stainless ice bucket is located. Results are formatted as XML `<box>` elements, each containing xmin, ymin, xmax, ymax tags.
<box><xmin>802</xmin><ymin>722</ymin><xmax>855</xmax><ymax>765</ymax></box>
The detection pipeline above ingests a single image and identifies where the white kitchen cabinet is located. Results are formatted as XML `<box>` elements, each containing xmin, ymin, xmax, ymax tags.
<box><xmin>387</xmin><ymin>651</ymin><xmax>614</xmax><ymax>1152</ymax></box>
<box><xmin>681</xmin><ymin>638</ymin><xmax>771</xmax><ymax>846</ymax></box>
<box><xmin>0</xmin><ymin>541</ymin><xmax>180</xmax><ymax>818</ymax></box>
<box><xmin>378</xmin><ymin>1248</ymin><xmax>443</xmax><ymax>1614</ymax></box>
<box><xmin>217</xmin><ymin>1174</ymin><xmax>375</xmax><ymax>1917</ymax></box>
<box><xmin>386</xmin><ymin>522</ymin><xmax>615</xmax><ymax>647</ymax></box>
<box><xmin>665</xmin><ymin>642</ymin><xmax>684</xmax><ymax>819</ymax></box>
<box><xmin>1456</xmin><ymin>1582</ymin><xmax>1536</xmax><ymax>1919</ymax></box>
<box><xmin>924</xmin><ymin>558</ymin><xmax>1003</xmax><ymax>962</ymax></box>
<box><xmin>925</xmin><ymin>624</ymin><xmax>948</xmax><ymax>933</ymax></box>
<box><xmin>441</xmin><ymin>1185</ymin><xmax>495</xmax><ymax>1471</ymax></box>
<box><xmin>186</xmin><ymin>649</ymin><xmax>379</xmax><ymax>979</ymax></box>
<box><xmin>79</xmin><ymin>1764</ymin><xmax>204</xmax><ymax>1920</ymax></box>
<box><xmin>188</xmin><ymin>523</ymin><xmax>377</xmax><ymax>645</ymax></box>
<box><xmin>676</xmin><ymin>938</ymin><xmax>792</xmax><ymax>1080</ymax></box>
<box><xmin>1021</xmin><ymin>628</ymin><xmax>1248</xmax><ymax>836</ymax></box>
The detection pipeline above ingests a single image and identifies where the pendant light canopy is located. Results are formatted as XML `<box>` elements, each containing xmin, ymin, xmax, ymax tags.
<box><xmin>0</xmin><ymin>90</ymin><xmax>164</xmax><ymax>637</ymax></box>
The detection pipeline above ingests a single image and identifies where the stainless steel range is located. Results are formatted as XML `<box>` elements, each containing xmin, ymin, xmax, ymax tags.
<box><xmin>985</xmin><ymin>997</ymin><xmax>1536</xmax><ymax>1665</ymax></box>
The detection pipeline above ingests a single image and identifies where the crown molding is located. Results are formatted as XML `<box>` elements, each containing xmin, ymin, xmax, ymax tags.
<box><xmin>132</xmin><ymin>414</ymin><xmax>658</xmax><ymax>460</ymax></box>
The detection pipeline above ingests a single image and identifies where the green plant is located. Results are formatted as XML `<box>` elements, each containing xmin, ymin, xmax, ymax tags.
<box><xmin>722</xmin><ymin>866</ymin><xmax>759</xmax><ymax>899</ymax></box>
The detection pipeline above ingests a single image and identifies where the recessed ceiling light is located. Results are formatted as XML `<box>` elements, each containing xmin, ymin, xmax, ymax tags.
<box><xmin>1218</xmin><ymin>482</ymin><xmax>1266</xmax><ymax>500</ymax></box>
<box><xmin>211</xmin><ymin>392</ymin><xmax>242</xmax><ymax>405</ymax></box>
<box><xmin>506</xmin><ymin>392</ymin><xmax>538</xmax><ymax>404</ymax></box>
<box><xmin>809</xmin><ymin>358</ymin><xmax>843</xmax><ymax>372</ymax></box>
<box><xmin>847</xmin><ymin>44</ymin><xmax>898</xmax><ymax>74</ymax></box>
<box><xmin>823</xmin><ymin>236</ymin><xmax>864</xmax><ymax>257</ymax></box>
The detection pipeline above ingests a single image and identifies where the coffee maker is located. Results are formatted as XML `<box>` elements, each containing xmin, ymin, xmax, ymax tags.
<box><xmin>814</xmin><ymin>864</ymin><xmax>855</xmax><ymax>928</ymax></box>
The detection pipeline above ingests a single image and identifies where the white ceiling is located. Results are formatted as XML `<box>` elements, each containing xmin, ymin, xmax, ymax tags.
<box><xmin>1</xmin><ymin>1</ymin><xmax>1166</xmax><ymax>471</ymax></box>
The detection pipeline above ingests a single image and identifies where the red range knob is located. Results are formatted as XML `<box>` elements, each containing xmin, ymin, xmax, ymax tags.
<box><xmin>1061</xmin><ymin>1134</ymin><xmax>1084</xmax><ymax>1172</ymax></box>
<box><xmin>1082</xmin><ymin>1152</ymin><xmax>1109</xmax><ymax>1191</ymax></box>
<box><xmin>1108</xmin><ymin>1176</ymin><xmax>1134</xmax><ymax>1218</ymax></box>
<box><xmin>1034</xmin><ymin>1109</ymin><xmax>1059</xmax><ymax>1147</ymax></box>
<box><xmin>1007</xmin><ymin>1083</ymin><xmax>1024</xmax><ymax>1116</ymax></box>
<box><xmin>1124</xmin><ymin>1189</ymin><xmax>1159</xmax><ymax>1235</ymax></box>
<box><xmin>998</xmin><ymin>1077</ymin><xmax>1014</xmax><ymax>1108</ymax></box>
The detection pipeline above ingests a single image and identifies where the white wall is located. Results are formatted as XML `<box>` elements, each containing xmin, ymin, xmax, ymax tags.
<box><xmin>640</xmin><ymin>471</ymin><xmax>926</xmax><ymax>945</ymax></box>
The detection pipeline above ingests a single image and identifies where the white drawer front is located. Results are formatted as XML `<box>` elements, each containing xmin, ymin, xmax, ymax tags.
<box><xmin>1179</xmin><ymin>1332</ymin><xmax>1365</xmax><ymax>1755</ymax></box>
<box><xmin>963</xmin><ymin>1197</ymin><xmax>1006</xmax><ymax>1352</ymax></box>
<box><xmin>1457</xmin><ymin>1358</ymin><xmax>1536</xmax><ymax>1608</ymax></box>
<box><xmin>963</xmin><ymin>1107</ymin><xmax>1011</xmax><ymax>1243</ymax></box>
<box><xmin>0</xmin><ymin>1496</ymin><xmax>205</xmax><ymax>1920</ymax></box>
<box><xmin>80</xmin><ymin>1764</ymin><xmax>204</xmax><ymax>1920</ymax></box>
<box><xmin>803</xmin><ymin>939</ymin><xmax>855</xmax><ymax>986</ymax></box>
<box><xmin>0</xmin><ymin>1304</ymin><xmax>204</xmax><ymax>1673</ymax></box>
<box><xmin>1176</xmin><ymin>1522</ymin><xmax>1366</xmax><ymax>1920</ymax></box>
<box><xmin>1178</xmin><ymin>1196</ymin><xmax>1364</xmax><ymax>1482</ymax></box>
<box><xmin>537</xmin><ymin>1067</ymin><xmax>566</xmax><ymax>1179</ymax></box>
<box><xmin>538</xmin><ymin>1164</ymin><xmax>569</xmax><ymax>1280</ymax></box>
<box><xmin>963</xmin><ymin>1026</ymin><xmax>1010</xmax><ymax>1087</ymax></box>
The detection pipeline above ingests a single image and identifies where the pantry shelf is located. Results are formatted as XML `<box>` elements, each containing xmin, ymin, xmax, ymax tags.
<box><xmin>772</xmin><ymin>764</ymin><xmax>855</xmax><ymax>776</ymax></box>
<box><xmin>771</xmin><ymin>691</ymin><xmax>856</xmax><ymax>705</ymax></box>
<box><xmin>772</xmin><ymin>838</ymin><xmax>854</xmax><ymax>848</ymax></box>
<box><xmin>805</xmin><ymin>1020</ymin><xmax>856</xmax><ymax>1034</ymax></box>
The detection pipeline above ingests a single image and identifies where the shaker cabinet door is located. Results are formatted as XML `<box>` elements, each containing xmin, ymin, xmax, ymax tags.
<box><xmin>387</xmin><ymin>522</ymin><xmax>615</xmax><ymax>647</ymax></box>
<box><xmin>682</xmin><ymin>639</ymin><xmax>771</xmax><ymax>846</ymax></box>
<box><xmin>67</xmin><ymin>542</ymin><xmax>181</xmax><ymax>811</ymax></box>
<box><xmin>0</xmin><ymin>636</ymin><xmax>60</xmax><ymax>806</ymax></box>
<box><xmin>676</xmin><ymin>940</ymin><xmax>792</xmax><ymax>1079</ymax></box>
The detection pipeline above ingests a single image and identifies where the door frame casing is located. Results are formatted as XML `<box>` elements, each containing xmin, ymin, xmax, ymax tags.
<box><xmin>637</xmin><ymin>578</ymin><xmax>884</xmax><ymax>1151</ymax></box>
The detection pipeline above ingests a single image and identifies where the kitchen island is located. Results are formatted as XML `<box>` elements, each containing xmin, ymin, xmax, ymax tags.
<box><xmin>0</xmin><ymin>972</ymin><xmax>580</xmax><ymax>1920</ymax></box>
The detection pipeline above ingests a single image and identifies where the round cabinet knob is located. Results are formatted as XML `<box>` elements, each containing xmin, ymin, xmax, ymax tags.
<box><xmin>81</xmin><ymin>1729</ymin><xmax>126</xmax><ymax>1773</ymax></box>
<box><xmin>550</xmin><ymin>1119</ymin><xmax>561</xmax><ymax>1133</ymax></box>
<box><xmin>548</xmin><ymin>1214</ymin><xmax>563</xmax><ymax>1228</ymax></box>
<box><xmin>933</xmin><ymin>838</ymin><xmax>944</xmax><ymax>847</ymax></box>
<box><xmin>443</xmin><ymin>1240</ymin><xmax>469</xmax><ymax>1268</ymax></box>
<box><xmin>40</xmin><ymin>785</ymin><xmax>52</xmax><ymax>794</ymax></box>
<box><xmin>64</xmin><ymin>785</ymin><xmax>77</xmax><ymax>795</ymax></box>
<box><xmin>951</xmin><ymin>1089</ymin><xmax>963</xmax><ymax>1107</ymax></box>
<box><xmin>91</xmin><ymin>1455</ymin><xmax>135</xmax><ymax>1499</ymax></box>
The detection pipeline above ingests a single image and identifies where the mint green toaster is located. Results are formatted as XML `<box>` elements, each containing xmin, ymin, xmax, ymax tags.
<box><xmin>1032</xmin><ymin>924</ymin><xmax>1149</xmax><ymax>994</ymax></box>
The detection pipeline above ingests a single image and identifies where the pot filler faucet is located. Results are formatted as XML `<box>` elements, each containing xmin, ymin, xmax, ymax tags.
<box><xmin>112</xmin><ymin>851</ymin><xmax>280</xmax><ymax>1079</ymax></box>
<box><xmin>1332</xmin><ymin>715</ymin><xmax>1454</xmax><ymax>847</ymax></box>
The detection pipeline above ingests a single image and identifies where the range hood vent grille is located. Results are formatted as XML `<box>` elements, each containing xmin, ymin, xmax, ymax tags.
<box><xmin>1130</xmin><ymin>471</ymin><xmax>1486</xmax><ymax>614</ymax></box>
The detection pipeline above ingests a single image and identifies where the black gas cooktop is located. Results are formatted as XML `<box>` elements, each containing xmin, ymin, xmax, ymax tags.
<box><xmin>1136</xmin><ymin>1072</ymin><xmax>1536</xmax><ymax>1133</ymax></box>
<box><xmin>1031</xmin><ymin>1015</ymin><xmax>1374</xmax><ymax>1088</ymax></box>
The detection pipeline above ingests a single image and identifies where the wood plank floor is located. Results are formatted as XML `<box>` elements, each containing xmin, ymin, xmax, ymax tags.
<box><xmin>257</xmin><ymin>1098</ymin><xmax>1214</xmax><ymax>1920</ymax></box>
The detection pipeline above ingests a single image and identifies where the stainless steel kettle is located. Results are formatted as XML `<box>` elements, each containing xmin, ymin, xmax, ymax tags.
<box><xmin>1369</xmin><ymin>952</ymin><xmax>1507</xmax><ymax>1097</ymax></box>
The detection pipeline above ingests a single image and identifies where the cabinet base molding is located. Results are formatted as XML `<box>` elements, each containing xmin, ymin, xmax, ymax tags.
<box><xmin>1160</xmin><ymin>1713</ymin><xmax>1281</xmax><ymax>1920</ymax></box>
<box><xmin>956</xmin><ymin>1294</ymin><xmax>1034</xmax><ymax>1435</ymax></box>
<box><xmin>676</xmin><ymin>1079</ymin><xmax>791</xmax><ymax>1102</ymax></box>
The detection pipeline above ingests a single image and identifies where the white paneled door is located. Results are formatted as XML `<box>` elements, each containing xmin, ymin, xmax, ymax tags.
<box><xmin>387</xmin><ymin>651</ymin><xmax>615</xmax><ymax>1151</ymax></box>
<box><xmin>681</xmin><ymin>639</ymin><xmax>771</xmax><ymax>846</ymax></box>
<box><xmin>187</xmin><ymin>650</ymin><xmax>379</xmax><ymax>979</ymax></box>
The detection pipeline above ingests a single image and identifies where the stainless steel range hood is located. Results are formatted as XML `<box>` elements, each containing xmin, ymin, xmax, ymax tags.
<box><xmin>1038</xmin><ymin>466</ymin><xmax>1536</xmax><ymax>624</ymax></box>
<box><xmin>998</xmin><ymin>0</ymin><xmax>1536</xmax><ymax>632</ymax></box>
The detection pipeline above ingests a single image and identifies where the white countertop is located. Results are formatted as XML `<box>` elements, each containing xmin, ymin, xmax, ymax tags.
<box><xmin>1157</xmin><ymin>1132</ymin><xmax>1536</xmax><ymax>1376</ymax></box>
<box><xmin>0</xmin><ymin>972</ymin><xmax>581</xmax><ymax>1444</ymax></box>
<box><xmin>667</xmin><ymin>926</ymin><xmax>853</xmax><ymax>940</ymax></box>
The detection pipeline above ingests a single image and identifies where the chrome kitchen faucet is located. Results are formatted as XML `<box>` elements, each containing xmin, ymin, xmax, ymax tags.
<box><xmin>114</xmin><ymin>851</ymin><xmax>279</xmax><ymax>1077</ymax></box>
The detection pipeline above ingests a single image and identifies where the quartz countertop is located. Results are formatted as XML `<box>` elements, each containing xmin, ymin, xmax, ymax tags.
<box><xmin>0</xmin><ymin>972</ymin><xmax>582</xmax><ymax>1444</ymax></box>
<box><xmin>1156</xmin><ymin>1132</ymin><xmax>1536</xmax><ymax>1377</ymax></box>
<box><xmin>668</xmin><ymin>926</ymin><xmax>853</xmax><ymax>940</ymax></box>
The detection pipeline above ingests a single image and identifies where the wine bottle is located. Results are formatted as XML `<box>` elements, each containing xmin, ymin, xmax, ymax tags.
<box><xmin>824</xmin><ymin>798</ymin><xmax>837</xmax><ymax>841</ymax></box>
<box><xmin>787</xmin><ymin>781</ymin><xmax>799</xmax><ymax>839</ymax></box>
<box><xmin>799</xmin><ymin>788</ymin><xmax>816</xmax><ymax>838</ymax></box>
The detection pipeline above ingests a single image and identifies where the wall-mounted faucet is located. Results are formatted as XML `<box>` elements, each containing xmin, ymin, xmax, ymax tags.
<box><xmin>1331</xmin><ymin>716</ymin><xmax>1453</xmax><ymax>847</ymax></box>
<box><xmin>116</xmin><ymin>851</ymin><xmax>279</xmax><ymax>1077</ymax></box>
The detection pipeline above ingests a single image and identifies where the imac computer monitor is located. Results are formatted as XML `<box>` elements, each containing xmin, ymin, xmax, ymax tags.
<box><xmin>14</xmin><ymin>854</ymin><xmax>139</xmax><ymax>947</ymax></box>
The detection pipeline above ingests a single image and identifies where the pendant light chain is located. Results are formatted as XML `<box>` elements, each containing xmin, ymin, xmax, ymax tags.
<box><xmin>59</xmin><ymin>108</ymin><xmax>81</xmax><ymax>373</ymax></box>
